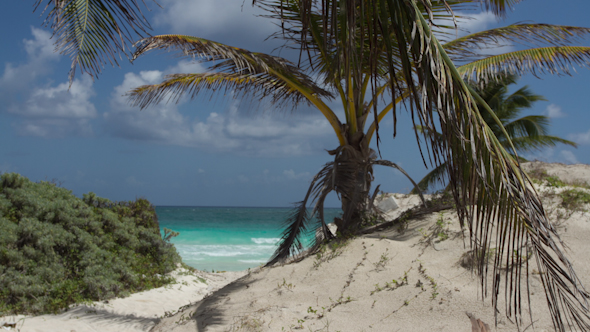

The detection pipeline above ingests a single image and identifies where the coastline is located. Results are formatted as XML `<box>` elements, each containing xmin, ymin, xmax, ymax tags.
<box><xmin>4</xmin><ymin>162</ymin><xmax>590</xmax><ymax>332</ymax></box>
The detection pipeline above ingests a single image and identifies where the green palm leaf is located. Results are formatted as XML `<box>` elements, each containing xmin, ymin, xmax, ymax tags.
<box><xmin>35</xmin><ymin>0</ymin><xmax>153</xmax><ymax>83</ymax></box>
<box><xmin>506</xmin><ymin>135</ymin><xmax>577</xmax><ymax>152</ymax></box>
<box><xmin>458</xmin><ymin>46</ymin><xmax>590</xmax><ymax>83</ymax></box>
<box><xmin>130</xmin><ymin>35</ymin><xmax>334</xmax><ymax>107</ymax></box>
<box><xmin>128</xmin><ymin>72</ymin><xmax>316</xmax><ymax>109</ymax></box>
<box><xmin>445</xmin><ymin>24</ymin><xmax>590</xmax><ymax>60</ymax></box>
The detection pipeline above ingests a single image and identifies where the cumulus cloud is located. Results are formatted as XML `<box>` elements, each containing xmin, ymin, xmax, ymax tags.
<box><xmin>153</xmin><ymin>0</ymin><xmax>277</xmax><ymax>49</ymax></box>
<box><xmin>0</xmin><ymin>27</ymin><xmax>59</xmax><ymax>93</ymax></box>
<box><xmin>105</xmin><ymin>65</ymin><xmax>335</xmax><ymax>156</ymax></box>
<box><xmin>544</xmin><ymin>104</ymin><xmax>566</xmax><ymax>118</ymax></box>
<box><xmin>10</xmin><ymin>76</ymin><xmax>97</xmax><ymax>138</ymax></box>
<box><xmin>569</xmin><ymin>129</ymin><xmax>590</xmax><ymax>145</ymax></box>
<box><xmin>0</xmin><ymin>27</ymin><xmax>98</xmax><ymax>138</ymax></box>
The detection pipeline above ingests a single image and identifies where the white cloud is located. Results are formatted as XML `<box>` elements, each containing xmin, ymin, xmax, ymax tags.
<box><xmin>456</xmin><ymin>12</ymin><xmax>497</xmax><ymax>36</ymax></box>
<box><xmin>153</xmin><ymin>0</ymin><xmax>276</xmax><ymax>47</ymax></box>
<box><xmin>283</xmin><ymin>169</ymin><xmax>311</xmax><ymax>180</ymax></box>
<box><xmin>13</xmin><ymin>77</ymin><xmax>96</xmax><ymax>119</ymax></box>
<box><xmin>0</xmin><ymin>27</ymin><xmax>59</xmax><ymax>93</ymax></box>
<box><xmin>435</xmin><ymin>11</ymin><xmax>497</xmax><ymax>39</ymax></box>
<box><xmin>105</xmin><ymin>67</ymin><xmax>335</xmax><ymax>156</ymax></box>
<box><xmin>569</xmin><ymin>129</ymin><xmax>590</xmax><ymax>145</ymax></box>
<box><xmin>10</xmin><ymin>76</ymin><xmax>96</xmax><ymax>137</ymax></box>
<box><xmin>544</xmin><ymin>104</ymin><xmax>566</xmax><ymax>118</ymax></box>
<box><xmin>0</xmin><ymin>27</ymin><xmax>98</xmax><ymax>138</ymax></box>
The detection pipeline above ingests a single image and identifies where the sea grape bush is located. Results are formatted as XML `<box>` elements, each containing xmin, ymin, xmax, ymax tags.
<box><xmin>0</xmin><ymin>173</ymin><xmax>181</xmax><ymax>315</ymax></box>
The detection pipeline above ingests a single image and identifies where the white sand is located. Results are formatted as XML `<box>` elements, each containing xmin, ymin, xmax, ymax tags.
<box><xmin>3</xmin><ymin>269</ymin><xmax>246</xmax><ymax>332</ymax></box>
<box><xmin>4</xmin><ymin>161</ymin><xmax>590</xmax><ymax>332</ymax></box>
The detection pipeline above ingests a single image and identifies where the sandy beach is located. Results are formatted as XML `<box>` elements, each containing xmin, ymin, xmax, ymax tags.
<box><xmin>4</xmin><ymin>161</ymin><xmax>590</xmax><ymax>332</ymax></box>
<box><xmin>2</xmin><ymin>269</ymin><xmax>247</xmax><ymax>332</ymax></box>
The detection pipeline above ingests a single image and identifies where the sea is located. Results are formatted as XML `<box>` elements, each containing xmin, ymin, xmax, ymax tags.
<box><xmin>156</xmin><ymin>206</ymin><xmax>342</xmax><ymax>272</ymax></box>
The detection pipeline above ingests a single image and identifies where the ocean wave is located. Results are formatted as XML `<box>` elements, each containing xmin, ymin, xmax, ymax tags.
<box><xmin>175</xmin><ymin>244</ymin><xmax>275</xmax><ymax>258</ymax></box>
<box><xmin>238</xmin><ymin>259</ymin><xmax>268</xmax><ymax>264</ymax></box>
<box><xmin>251</xmin><ymin>237</ymin><xmax>280</xmax><ymax>245</ymax></box>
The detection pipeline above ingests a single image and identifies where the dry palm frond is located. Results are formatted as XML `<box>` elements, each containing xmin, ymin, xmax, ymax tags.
<box><xmin>35</xmin><ymin>0</ymin><xmax>153</xmax><ymax>83</ymax></box>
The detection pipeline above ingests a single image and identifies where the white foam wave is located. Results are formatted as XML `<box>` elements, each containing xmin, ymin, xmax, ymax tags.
<box><xmin>251</xmin><ymin>237</ymin><xmax>280</xmax><ymax>245</ymax></box>
<box><xmin>238</xmin><ymin>259</ymin><xmax>267</xmax><ymax>263</ymax></box>
<box><xmin>175</xmin><ymin>244</ymin><xmax>275</xmax><ymax>258</ymax></box>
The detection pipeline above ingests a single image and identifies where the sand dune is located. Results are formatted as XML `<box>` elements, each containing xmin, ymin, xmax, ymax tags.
<box><xmin>6</xmin><ymin>162</ymin><xmax>590</xmax><ymax>332</ymax></box>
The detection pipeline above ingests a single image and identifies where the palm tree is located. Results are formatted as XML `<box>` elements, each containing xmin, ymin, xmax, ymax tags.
<box><xmin>413</xmin><ymin>74</ymin><xmax>577</xmax><ymax>193</ymax></box>
<box><xmin>36</xmin><ymin>0</ymin><xmax>590</xmax><ymax>330</ymax></box>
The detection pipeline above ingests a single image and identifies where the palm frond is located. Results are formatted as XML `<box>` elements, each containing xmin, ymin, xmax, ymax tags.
<box><xmin>35</xmin><ymin>0</ymin><xmax>153</xmax><ymax>83</ymax></box>
<box><xmin>445</xmin><ymin>24</ymin><xmax>590</xmax><ymax>60</ymax></box>
<box><xmin>458</xmin><ymin>46</ymin><xmax>590</xmax><ymax>84</ymax></box>
<box><xmin>506</xmin><ymin>135</ymin><xmax>578</xmax><ymax>152</ymax></box>
<box><xmin>403</xmin><ymin>3</ymin><xmax>590</xmax><ymax>329</ymax></box>
<box><xmin>127</xmin><ymin>72</ymin><xmax>311</xmax><ymax>109</ymax></box>
<box><xmin>410</xmin><ymin>162</ymin><xmax>449</xmax><ymax>194</ymax></box>
<box><xmin>478</xmin><ymin>0</ymin><xmax>523</xmax><ymax>17</ymax></box>
<box><xmin>501</xmin><ymin>115</ymin><xmax>550</xmax><ymax>139</ymax></box>
<box><xmin>130</xmin><ymin>35</ymin><xmax>335</xmax><ymax>108</ymax></box>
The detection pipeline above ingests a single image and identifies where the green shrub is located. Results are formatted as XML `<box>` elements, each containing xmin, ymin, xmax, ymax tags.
<box><xmin>0</xmin><ymin>173</ymin><xmax>181</xmax><ymax>315</ymax></box>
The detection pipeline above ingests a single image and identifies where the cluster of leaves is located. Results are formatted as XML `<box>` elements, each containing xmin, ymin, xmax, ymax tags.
<box><xmin>0</xmin><ymin>173</ymin><xmax>181</xmax><ymax>315</ymax></box>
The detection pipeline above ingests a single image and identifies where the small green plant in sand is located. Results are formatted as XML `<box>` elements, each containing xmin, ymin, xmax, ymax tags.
<box><xmin>373</xmin><ymin>248</ymin><xmax>390</xmax><ymax>270</ymax></box>
<box><xmin>370</xmin><ymin>268</ymin><xmax>410</xmax><ymax>295</ymax></box>
<box><xmin>277</xmin><ymin>278</ymin><xmax>295</xmax><ymax>291</ymax></box>
<box><xmin>312</xmin><ymin>238</ymin><xmax>350</xmax><ymax>269</ymax></box>
<box><xmin>434</xmin><ymin>212</ymin><xmax>450</xmax><ymax>241</ymax></box>
<box><xmin>418</xmin><ymin>263</ymin><xmax>439</xmax><ymax>300</ymax></box>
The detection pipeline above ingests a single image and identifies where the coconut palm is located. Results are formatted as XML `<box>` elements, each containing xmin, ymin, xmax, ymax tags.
<box><xmin>37</xmin><ymin>0</ymin><xmax>590</xmax><ymax>330</ymax></box>
<box><xmin>413</xmin><ymin>74</ymin><xmax>578</xmax><ymax>193</ymax></box>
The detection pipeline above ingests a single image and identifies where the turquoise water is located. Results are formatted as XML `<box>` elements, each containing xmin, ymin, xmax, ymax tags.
<box><xmin>156</xmin><ymin>206</ymin><xmax>341</xmax><ymax>272</ymax></box>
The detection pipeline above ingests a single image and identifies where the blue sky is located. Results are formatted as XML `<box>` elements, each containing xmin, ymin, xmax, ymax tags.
<box><xmin>1</xmin><ymin>0</ymin><xmax>590</xmax><ymax>207</ymax></box>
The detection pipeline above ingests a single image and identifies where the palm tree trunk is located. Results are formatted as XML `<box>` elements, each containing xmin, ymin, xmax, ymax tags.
<box><xmin>331</xmin><ymin>137</ymin><xmax>375</xmax><ymax>235</ymax></box>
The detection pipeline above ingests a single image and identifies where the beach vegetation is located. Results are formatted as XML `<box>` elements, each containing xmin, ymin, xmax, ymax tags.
<box><xmin>559</xmin><ymin>189</ymin><xmax>590</xmax><ymax>212</ymax></box>
<box><xmin>0</xmin><ymin>173</ymin><xmax>181</xmax><ymax>315</ymax></box>
<box><xmin>527</xmin><ymin>165</ymin><xmax>590</xmax><ymax>189</ymax></box>
<box><xmin>32</xmin><ymin>0</ymin><xmax>590</xmax><ymax>329</ymax></box>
